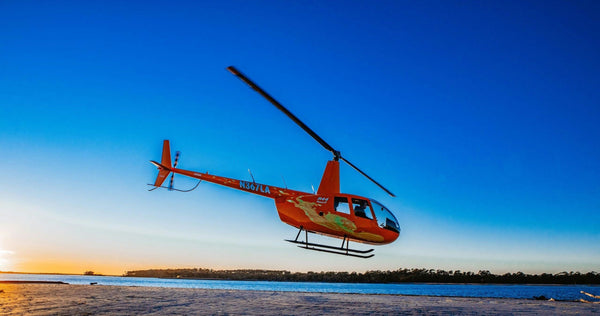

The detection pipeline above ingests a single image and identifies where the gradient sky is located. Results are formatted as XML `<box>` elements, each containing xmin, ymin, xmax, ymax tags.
<box><xmin>1</xmin><ymin>1</ymin><xmax>599</xmax><ymax>275</ymax></box>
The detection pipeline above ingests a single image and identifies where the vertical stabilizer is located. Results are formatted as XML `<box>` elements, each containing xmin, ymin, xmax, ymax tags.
<box><xmin>150</xmin><ymin>140</ymin><xmax>172</xmax><ymax>187</ymax></box>
<box><xmin>161</xmin><ymin>140</ymin><xmax>172</xmax><ymax>169</ymax></box>
<box><xmin>317</xmin><ymin>160</ymin><xmax>340</xmax><ymax>195</ymax></box>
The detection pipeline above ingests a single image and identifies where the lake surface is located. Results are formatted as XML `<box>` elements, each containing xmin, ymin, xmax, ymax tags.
<box><xmin>1</xmin><ymin>273</ymin><xmax>598</xmax><ymax>302</ymax></box>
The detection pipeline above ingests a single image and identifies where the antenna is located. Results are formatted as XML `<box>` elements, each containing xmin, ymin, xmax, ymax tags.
<box><xmin>248</xmin><ymin>169</ymin><xmax>256</xmax><ymax>183</ymax></box>
<box><xmin>311</xmin><ymin>184</ymin><xmax>315</xmax><ymax>194</ymax></box>
<box><xmin>281</xmin><ymin>175</ymin><xmax>288</xmax><ymax>189</ymax></box>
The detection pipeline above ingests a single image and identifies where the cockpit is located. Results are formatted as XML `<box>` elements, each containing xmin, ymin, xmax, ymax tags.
<box><xmin>369</xmin><ymin>199</ymin><xmax>400</xmax><ymax>233</ymax></box>
<box><xmin>332</xmin><ymin>195</ymin><xmax>400</xmax><ymax>234</ymax></box>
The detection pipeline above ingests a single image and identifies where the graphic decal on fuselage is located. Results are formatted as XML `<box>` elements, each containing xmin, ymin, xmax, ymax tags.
<box><xmin>285</xmin><ymin>196</ymin><xmax>384</xmax><ymax>243</ymax></box>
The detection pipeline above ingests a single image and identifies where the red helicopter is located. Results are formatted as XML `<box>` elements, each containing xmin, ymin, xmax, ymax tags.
<box><xmin>149</xmin><ymin>66</ymin><xmax>400</xmax><ymax>258</ymax></box>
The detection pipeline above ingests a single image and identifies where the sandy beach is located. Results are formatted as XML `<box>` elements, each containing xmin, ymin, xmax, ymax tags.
<box><xmin>0</xmin><ymin>284</ymin><xmax>598</xmax><ymax>315</ymax></box>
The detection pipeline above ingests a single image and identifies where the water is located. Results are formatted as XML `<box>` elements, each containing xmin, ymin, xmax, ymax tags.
<box><xmin>1</xmin><ymin>273</ymin><xmax>598</xmax><ymax>301</ymax></box>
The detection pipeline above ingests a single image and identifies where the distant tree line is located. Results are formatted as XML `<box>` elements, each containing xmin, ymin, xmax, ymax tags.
<box><xmin>124</xmin><ymin>268</ymin><xmax>600</xmax><ymax>284</ymax></box>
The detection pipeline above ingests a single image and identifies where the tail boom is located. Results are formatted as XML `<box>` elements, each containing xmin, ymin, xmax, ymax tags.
<box><xmin>150</xmin><ymin>139</ymin><xmax>307</xmax><ymax>198</ymax></box>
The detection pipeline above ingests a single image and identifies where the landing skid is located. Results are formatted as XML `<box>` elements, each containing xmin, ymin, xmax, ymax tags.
<box><xmin>285</xmin><ymin>226</ymin><xmax>374</xmax><ymax>259</ymax></box>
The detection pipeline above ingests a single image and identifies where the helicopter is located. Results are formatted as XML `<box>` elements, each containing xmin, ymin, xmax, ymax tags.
<box><xmin>149</xmin><ymin>66</ymin><xmax>400</xmax><ymax>258</ymax></box>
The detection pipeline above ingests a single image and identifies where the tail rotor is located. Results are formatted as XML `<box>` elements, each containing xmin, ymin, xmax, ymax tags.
<box><xmin>149</xmin><ymin>141</ymin><xmax>200</xmax><ymax>192</ymax></box>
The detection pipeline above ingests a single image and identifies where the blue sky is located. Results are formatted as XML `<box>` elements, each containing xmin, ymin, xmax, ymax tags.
<box><xmin>0</xmin><ymin>0</ymin><xmax>598</xmax><ymax>275</ymax></box>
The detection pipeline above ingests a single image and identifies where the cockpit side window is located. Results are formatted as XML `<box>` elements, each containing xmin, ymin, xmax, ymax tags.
<box><xmin>370</xmin><ymin>199</ymin><xmax>400</xmax><ymax>233</ymax></box>
<box><xmin>352</xmin><ymin>198</ymin><xmax>373</xmax><ymax>219</ymax></box>
<box><xmin>334</xmin><ymin>196</ymin><xmax>350</xmax><ymax>214</ymax></box>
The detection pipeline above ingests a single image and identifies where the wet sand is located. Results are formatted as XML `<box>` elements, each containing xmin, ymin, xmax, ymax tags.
<box><xmin>0</xmin><ymin>283</ymin><xmax>598</xmax><ymax>315</ymax></box>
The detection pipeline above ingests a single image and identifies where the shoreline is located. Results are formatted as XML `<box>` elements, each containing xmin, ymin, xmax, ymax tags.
<box><xmin>0</xmin><ymin>281</ymin><xmax>68</xmax><ymax>285</ymax></box>
<box><xmin>1</xmin><ymin>283</ymin><xmax>599</xmax><ymax>315</ymax></box>
<box><xmin>2</xmin><ymin>274</ymin><xmax>599</xmax><ymax>302</ymax></box>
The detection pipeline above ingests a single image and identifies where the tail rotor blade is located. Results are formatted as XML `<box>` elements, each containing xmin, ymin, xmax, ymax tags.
<box><xmin>173</xmin><ymin>151</ymin><xmax>181</xmax><ymax>168</ymax></box>
<box><xmin>168</xmin><ymin>151</ymin><xmax>180</xmax><ymax>191</ymax></box>
<box><xmin>168</xmin><ymin>173</ymin><xmax>175</xmax><ymax>191</ymax></box>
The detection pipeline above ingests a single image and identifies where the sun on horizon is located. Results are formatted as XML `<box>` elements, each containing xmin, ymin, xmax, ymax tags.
<box><xmin>0</xmin><ymin>246</ymin><xmax>14</xmax><ymax>272</ymax></box>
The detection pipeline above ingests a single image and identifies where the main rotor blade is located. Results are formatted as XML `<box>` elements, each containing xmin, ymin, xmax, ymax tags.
<box><xmin>227</xmin><ymin>65</ymin><xmax>395</xmax><ymax>197</ymax></box>
<box><xmin>227</xmin><ymin>66</ymin><xmax>339</xmax><ymax>158</ymax></box>
<box><xmin>341</xmin><ymin>157</ymin><xmax>396</xmax><ymax>197</ymax></box>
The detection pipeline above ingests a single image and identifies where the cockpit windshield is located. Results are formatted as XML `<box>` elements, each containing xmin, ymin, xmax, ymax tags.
<box><xmin>370</xmin><ymin>199</ymin><xmax>400</xmax><ymax>233</ymax></box>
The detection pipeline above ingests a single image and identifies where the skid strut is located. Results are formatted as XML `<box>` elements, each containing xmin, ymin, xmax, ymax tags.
<box><xmin>285</xmin><ymin>226</ymin><xmax>374</xmax><ymax>258</ymax></box>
